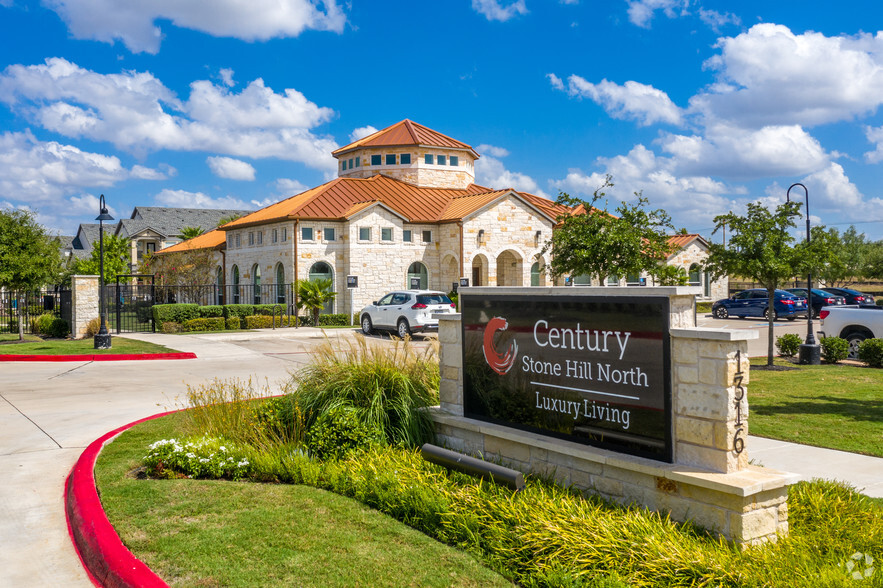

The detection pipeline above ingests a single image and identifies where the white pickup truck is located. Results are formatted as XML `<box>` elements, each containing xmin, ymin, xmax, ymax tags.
<box><xmin>818</xmin><ymin>305</ymin><xmax>883</xmax><ymax>359</ymax></box>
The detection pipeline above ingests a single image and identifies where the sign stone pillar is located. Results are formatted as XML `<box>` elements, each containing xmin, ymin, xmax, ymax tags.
<box><xmin>71</xmin><ymin>275</ymin><xmax>99</xmax><ymax>339</ymax></box>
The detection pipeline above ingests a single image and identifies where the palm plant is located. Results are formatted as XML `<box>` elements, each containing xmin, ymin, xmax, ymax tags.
<box><xmin>297</xmin><ymin>278</ymin><xmax>336</xmax><ymax>326</ymax></box>
<box><xmin>179</xmin><ymin>226</ymin><xmax>204</xmax><ymax>240</ymax></box>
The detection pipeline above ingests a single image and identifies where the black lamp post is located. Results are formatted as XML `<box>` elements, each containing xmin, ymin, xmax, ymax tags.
<box><xmin>94</xmin><ymin>194</ymin><xmax>114</xmax><ymax>350</ymax></box>
<box><xmin>787</xmin><ymin>183</ymin><xmax>820</xmax><ymax>365</ymax></box>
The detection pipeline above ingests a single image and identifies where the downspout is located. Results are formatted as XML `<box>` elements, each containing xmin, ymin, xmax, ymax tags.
<box><xmin>220</xmin><ymin>248</ymin><xmax>226</xmax><ymax>303</ymax></box>
<box><xmin>458</xmin><ymin>222</ymin><xmax>464</xmax><ymax>284</ymax></box>
<box><xmin>293</xmin><ymin>219</ymin><xmax>299</xmax><ymax>325</ymax></box>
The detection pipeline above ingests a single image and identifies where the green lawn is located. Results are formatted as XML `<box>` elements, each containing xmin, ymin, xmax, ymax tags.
<box><xmin>96</xmin><ymin>414</ymin><xmax>513</xmax><ymax>588</ymax></box>
<box><xmin>748</xmin><ymin>358</ymin><xmax>883</xmax><ymax>457</ymax></box>
<box><xmin>0</xmin><ymin>334</ymin><xmax>179</xmax><ymax>355</ymax></box>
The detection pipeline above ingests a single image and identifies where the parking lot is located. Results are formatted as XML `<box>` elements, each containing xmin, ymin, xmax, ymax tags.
<box><xmin>696</xmin><ymin>311</ymin><xmax>818</xmax><ymax>357</ymax></box>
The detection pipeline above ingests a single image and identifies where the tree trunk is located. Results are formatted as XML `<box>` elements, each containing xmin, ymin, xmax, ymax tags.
<box><xmin>767</xmin><ymin>288</ymin><xmax>776</xmax><ymax>366</ymax></box>
<box><xmin>17</xmin><ymin>301</ymin><xmax>24</xmax><ymax>341</ymax></box>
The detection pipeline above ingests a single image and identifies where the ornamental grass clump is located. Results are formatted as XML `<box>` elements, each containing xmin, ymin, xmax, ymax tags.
<box><xmin>291</xmin><ymin>336</ymin><xmax>439</xmax><ymax>448</ymax></box>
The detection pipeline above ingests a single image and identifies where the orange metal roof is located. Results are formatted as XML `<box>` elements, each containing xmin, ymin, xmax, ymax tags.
<box><xmin>155</xmin><ymin>228</ymin><xmax>226</xmax><ymax>255</ymax></box>
<box><xmin>666</xmin><ymin>233</ymin><xmax>705</xmax><ymax>249</ymax></box>
<box><xmin>332</xmin><ymin>119</ymin><xmax>479</xmax><ymax>158</ymax></box>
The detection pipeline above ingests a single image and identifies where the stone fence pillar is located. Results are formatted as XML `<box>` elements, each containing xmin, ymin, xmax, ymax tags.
<box><xmin>71</xmin><ymin>275</ymin><xmax>99</xmax><ymax>339</ymax></box>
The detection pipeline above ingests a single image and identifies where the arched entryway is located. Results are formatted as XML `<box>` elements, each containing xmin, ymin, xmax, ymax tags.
<box><xmin>531</xmin><ymin>257</ymin><xmax>547</xmax><ymax>287</ymax></box>
<box><xmin>496</xmin><ymin>250</ymin><xmax>523</xmax><ymax>286</ymax></box>
<box><xmin>308</xmin><ymin>261</ymin><xmax>334</xmax><ymax>314</ymax></box>
<box><xmin>275</xmin><ymin>262</ymin><xmax>286</xmax><ymax>304</ymax></box>
<box><xmin>407</xmin><ymin>261</ymin><xmax>428</xmax><ymax>289</ymax></box>
<box><xmin>471</xmin><ymin>254</ymin><xmax>488</xmax><ymax>287</ymax></box>
<box><xmin>231</xmin><ymin>265</ymin><xmax>240</xmax><ymax>303</ymax></box>
<box><xmin>252</xmin><ymin>264</ymin><xmax>262</xmax><ymax>304</ymax></box>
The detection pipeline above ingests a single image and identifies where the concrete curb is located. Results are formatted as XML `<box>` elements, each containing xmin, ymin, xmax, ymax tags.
<box><xmin>1</xmin><ymin>353</ymin><xmax>197</xmax><ymax>362</ymax></box>
<box><xmin>65</xmin><ymin>413</ymin><xmax>171</xmax><ymax>588</ymax></box>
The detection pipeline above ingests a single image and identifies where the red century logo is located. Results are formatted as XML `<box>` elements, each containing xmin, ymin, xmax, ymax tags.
<box><xmin>483</xmin><ymin>316</ymin><xmax>518</xmax><ymax>375</ymax></box>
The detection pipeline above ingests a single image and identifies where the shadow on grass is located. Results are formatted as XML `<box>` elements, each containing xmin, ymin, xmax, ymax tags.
<box><xmin>751</xmin><ymin>395</ymin><xmax>883</xmax><ymax>424</ymax></box>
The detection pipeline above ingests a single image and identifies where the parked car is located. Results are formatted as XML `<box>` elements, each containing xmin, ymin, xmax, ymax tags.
<box><xmin>359</xmin><ymin>290</ymin><xmax>456</xmax><ymax>337</ymax></box>
<box><xmin>818</xmin><ymin>287</ymin><xmax>876</xmax><ymax>307</ymax></box>
<box><xmin>819</xmin><ymin>305</ymin><xmax>883</xmax><ymax>359</ymax></box>
<box><xmin>784</xmin><ymin>288</ymin><xmax>846</xmax><ymax>318</ymax></box>
<box><xmin>711</xmin><ymin>289</ymin><xmax>808</xmax><ymax>321</ymax></box>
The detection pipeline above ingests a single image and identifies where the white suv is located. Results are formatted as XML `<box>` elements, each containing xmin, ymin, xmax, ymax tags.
<box><xmin>359</xmin><ymin>290</ymin><xmax>456</xmax><ymax>338</ymax></box>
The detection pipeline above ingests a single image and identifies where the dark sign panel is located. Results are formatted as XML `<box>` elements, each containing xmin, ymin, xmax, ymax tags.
<box><xmin>461</xmin><ymin>293</ymin><xmax>672</xmax><ymax>462</ymax></box>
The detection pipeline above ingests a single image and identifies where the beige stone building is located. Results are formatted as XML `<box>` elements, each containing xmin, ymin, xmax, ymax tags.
<box><xmin>159</xmin><ymin>120</ymin><xmax>726</xmax><ymax>312</ymax></box>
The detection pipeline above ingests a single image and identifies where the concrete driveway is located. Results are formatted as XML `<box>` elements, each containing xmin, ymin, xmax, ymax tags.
<box><xmin>697</xmin><ymin>312</ymin><xmax>817</xmax><ymax>357</ymax></box>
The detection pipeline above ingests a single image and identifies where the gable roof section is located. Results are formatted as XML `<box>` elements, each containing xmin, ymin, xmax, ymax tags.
<box><xmin>125</xmin><ymin>207</ymin><xmax>253</xmax><ymax>238</ymax></box>
<box><xmin>439</xmin><ymin>189</ymin><xmax>565</xmax><ymax>224</ymax></box>
<box><xmin>666</xmin><ymin>233</ymin><xmax>708</xmax><ymax>252</ymax></box>
<box><xmin>155</xmin><ymin>228</ymin><xmax>226</xmax><ymax>255</ymax></box>
<box><xmin>332</xmin><ymin>119</ymin><xmax>479</xmax><ymax>159</ymax></box>
<box><xmin>220</xmin><ymin>175</ymin><xmax>497</xmax><ymax>229</ymax></box>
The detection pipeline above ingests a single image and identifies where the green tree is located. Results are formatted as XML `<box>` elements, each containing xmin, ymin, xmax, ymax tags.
<box><xmin>179</xmin><ymin>226</ymin><xmax>204</xmax><ymax>240</ymax></box>
<box><xmin>296</xmin><ymin>278</ymin><xmax>336</xmax><ymax>326</ymax></box>
<box><xmin>217</xmin><ymin>214</ymin><xmax>242</xmax><ymax>228</ymax></box>
<box><xmin>704</xmin><ymin>201</ymin><xmax>802</xmax><ymax>366</ymax></box>
<box><xmin>71</xmin><ymin>234</ymin><xmax>132</xmax><ymax>283</ymax></box>
<box><xmin>812</xmin><ymin>226</ymin><xmax>874</xmax><ymax>286</ymax></box>
<box><xmin>540</xmin><ymin>176</ymin><xmax>681</xmax><ymax>284</ymax></box>
<box><xmin>0</xmin><ymin>209</ymin><xmax>63</xmax><ymax>339</ymax></box>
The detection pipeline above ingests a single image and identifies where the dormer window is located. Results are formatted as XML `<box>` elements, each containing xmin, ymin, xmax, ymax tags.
<box><xmin>355</xmin><ymin>156</ymin><xmax>360</xmax><ymax>167</ymax></box>
<box><xmin>437</xmin><ymin>155</ymin><xmax>446</xmax><ymax>165</ymax></box>
<box><xmin>371</xmin><ymin>154</ymin><xmax>381</xmax><ymax>166</ymax></box>
<box><xmin>450</xmin><ymin>156</ymin><xmax>459</xmax><ymax>166</ymax></box>
<box><xmin>424</xmin><ymin>154</ymin><xmax>433</xmax><ymax>164</ymax></box>
<box><xmin>385</xmin><ymin>154</ymin><xmax>396</xmax><ymax>165</ymax></box>
<box><xmin>401</xmin><ymin>153</ymin><xmax>411</xmax><ymax>164</ymax></box>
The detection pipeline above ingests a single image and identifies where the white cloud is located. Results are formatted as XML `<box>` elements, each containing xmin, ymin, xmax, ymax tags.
<box><xmin>154</xmin><ymin>188</ymin><xmax>252</xmax><ymax>210</ymax></box>
<box><xmin>0</xmin><ymin>130</ymin><xmax>145</xmax><ymax>204</ymax></box>
<box><xmin>698</xmin><ymin>8</ymin><xmax>740</xmax><ymax>33</ymax></box>
<box><xmin>219</xmin><ymin>68</ymin><xmax>235</xmax><ymax>88</ymax></box>
<box><xmin>551</xmin><ymin>74</ymin><xmax>683</xmax><ymax>126</ymax></box>
<box><xmin>349</xmin><ymin>125</ymin><xmax>378</xmax><ymax>142</ymax></box>
<box><xmin>695</xmin><ymin>24</ymin><xmax>883</xmax><ymax>128</ymax></box>
<box><xmin>130</xmin><ymin>164</ymin><xmax>171</xmax><ymax>180</ymax></box>
<box><xmin>0</xmin><ymin>58</ymin><xmax>339</xmax><ymax>172</ymax></box>
<box><xmin>476</xmin><ymin>143</ymin><xmax>510</xmax><ymax>158</ymax></box>
<box><xmin>799</xmin><ymin>162</ymin><xmax>863</xmax><ymax>211</ymax></box>
<box><xmin>472</xmin><ymin>0</ymin><xmax>527</xmax><ymax>22</ymax></box>
<box><xmin>206</xmin><ymin>156</ymin><xmax>256</xmax><ymax>180</ymax></box>
<box><xmin>43</xmin><ymin>0</ymin><xmax>346</xmax><ymax>54</ymax></box>
<box><xmin>474</xmin><ymin>144</ymin><xmax>548</xmax><ymax>197</ymax></box>
<box><xmin>863</xmin><ymin>125</ymin><xmax>883</xmax><ymax>163</ymax></box>
<box><xmin>660</xmin><ymin>124</ymin><xmax>830</xmax><ymax>179</ymax></box>
<box><xmin>275</xmin><ymin>178</ymin><xmax>309</xmax><ymax>195</ymax></box>
<box><xmin>626</xmin><ymin>0</ymin><xmax>688</xmax><ymax>29</ymax></box>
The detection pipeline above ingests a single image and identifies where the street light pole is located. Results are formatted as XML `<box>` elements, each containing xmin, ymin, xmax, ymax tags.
<box><xmin>787</xmin><ymin>183</ymin><xmax>820</xmax><ymax>365</ymax></box>
<box><xmin>94</xmin><ymin>194</ymin><xmax>114</xmax><ymax>350</ymax></box>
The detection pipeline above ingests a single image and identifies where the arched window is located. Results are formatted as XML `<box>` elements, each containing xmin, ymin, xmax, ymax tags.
<box><xmin>407</xmin><ymin>261</ymin><xmax>428</xmax><ymax>289</ymax></box>
<box><xmin>688</xmin><ymin>263</ymin><xmax>701</xmax><ymax>287</ymax></box>
<box><xmin>704</xmin><ymin>270</ymin><xmax>712</xmax><ymax>297</ymax></box>
<box><xmin>606</xmin><ymin>274</ymin><xmax>619</xmax><ymax>286</ymax></box>
<box><xmin>216</xmin><ymin>266</ymin><xmax>225</xmax><ymax>305</ymax></box>
<box><xmin>308</xmin><ymin>261</ymin><xmax>334</xmax><ymax>314</ymax></box>
<box><xmin>572</xmin><ymin>274</ymin><xmax>591</xmax><ymax>286</ymax></box>
<box><xmin>531</xmin><ymin>262</ymin><xmax>541</xmax><ymax>287</ymax></box>
<box><xmin>275</xmin><ymin>263</ymin><xmax>286</xmax><ymax>304</ymax></box>
<box><xmin>231</xmin><ymin>265</ymin><xmax>240</xmax><ymax>304</ymax></box>
<box><xmin>252</xmin><ymin>264</ymin><xmax>261</xmax><ymax>304</ymax></box>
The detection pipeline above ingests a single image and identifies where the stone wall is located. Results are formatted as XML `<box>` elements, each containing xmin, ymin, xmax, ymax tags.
<box><xmin>431</xmin><ymin>287</ymin><xmax>797</xmax><ymax>545</ymax></box>
<box><xmin>71</xmin><ymin>275</ymin><xmax>99</xmax><ymax>339</ymax></box>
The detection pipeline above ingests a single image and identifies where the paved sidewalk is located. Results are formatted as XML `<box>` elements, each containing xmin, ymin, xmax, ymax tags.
<box><xmin>1</xmin><ymin>328</ymin><xmax>881</xmax><ymax>587</ymax></box>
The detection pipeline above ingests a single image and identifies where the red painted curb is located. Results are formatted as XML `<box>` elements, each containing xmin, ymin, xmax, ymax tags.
<box><xmin>65</xmin><ymin>412</ymin><xmax>173</xmax><ymax>588</ymax></box>
<box><xmin>0</xmin><ymin>353</ymin><xmax>196</xmax><ymax>362</ymax></box>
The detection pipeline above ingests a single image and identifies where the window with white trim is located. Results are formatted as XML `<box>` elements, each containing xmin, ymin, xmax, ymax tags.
<box><xmin>324</xmin><ymin>228</ymin><xmax>335</xmax><ymax>241</ymax></box>
<box><xmin>301</xmin><ymin>227</ymin><xmax>314</xmax><ymax>241</ymax></box>
<box><xmin>422</xmin><ymin>230</ymin><xmax>432</xmax><ymax>243</ymax></box>
<box><xmin>403</xmin><ymin>229</ymin><xmax>412</xmax><ymax>242</ymax></box>
<box><xmin>381</xmin><ymin>228</ymin><xmax>393</xmax><ymax>241</ymax></box>
<box><xmin>400</xmin><ymin>153</ymin><xmax>411</xmax><ymax>164</ymax></box>
<box><xmin>359</xmin><ymin>227</ymin><xmax>371</xmax><ymax>241</ymax></box>
<box><xmin>385</xmin><ymin>154</ymin><xmax>396</xmax><ymax>165</ymax></box>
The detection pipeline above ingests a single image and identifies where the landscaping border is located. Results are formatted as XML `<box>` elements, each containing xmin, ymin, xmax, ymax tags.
<box><xmin>65</xmin><ymin>412</ymin><xmax>172</xmax><ymax>588</ymax></box>
<box><xmin>0</xmin><ymin>353</ymin><xmax>196</xmax><ymax>362</ymax></box>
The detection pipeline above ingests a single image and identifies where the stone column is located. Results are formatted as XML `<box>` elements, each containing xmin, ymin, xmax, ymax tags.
<box><xmin>71</xmin><ymin>275</ymin><xmax>99</xmax><ymax>339</ymax></box>
<box><xmin>438</xmin><ymin>314</ymin><xmax>463</xmax><ymax>415</ymax></box>
<box><xmin>671</xmin><ymin>328</ymin><xmax>754</xmax><ymax>473</ymax></box>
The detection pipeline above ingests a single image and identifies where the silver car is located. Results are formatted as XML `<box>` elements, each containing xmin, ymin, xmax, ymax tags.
<box><xmin>359</xmin><ymin>290</ymin><xmax>456</xmax><ymax>337</ymax></box>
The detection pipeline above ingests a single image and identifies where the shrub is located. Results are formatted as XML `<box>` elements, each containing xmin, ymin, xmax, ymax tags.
<box><xmin>161</xmin><ymin>321</ymin><xmax>183</xmax><ymax>334</ymax></box>
<box><xmin>305</xmin><ymin>407</ymin><xmax>384</xmax><ymax>461</ymax></box>
<box><xmin>183</xmin><ymin>317</ymin><xmax>225</xmax><ymax>332</ymax></box>
<box><xmin>249</xmin><ymin>396</ymin><xmax>305</xmax><ymax>444</ymax></box>
<box><xmin>225</xmin><ymin>316</ymin><xmax>240</xmax><ymax>330</ymax></box>
<box><xmin>223</xmin><ymin>304</ymin><xmax>254</xmax><ymax>320</ymax></box>
<box><xmin>857</xmin><ymin>338</ymin><xmax>883</xmax><ymax>367</ymax></box>
<box><xmin>316</xmin><ymin>313</ymin><xmax>353</xmax><ymax>326</ymax></box>
<box><xmin>292</xmin><ymin>336</ymin><xmax>439</xmax><ymax>448</ymax></box>
<box><xmin>244</xmin><ymin>315</ymin><xmax>292</xmax><ymax>329</ymax></box>
<box><xmin>153</xmin><ymin>303</ymin><xmax>200</xmax><ymax>325</ymax></box>
<box><xmin>134</xmin><ymin>301</ymin><xmax>153</xmax><ymax>323</ymax></box>
<box><xmin>46</xmin><ymin>317</ymin><xmax>69</xmax><ymax>338</ymax></box>
<box><xmin>775</xmin><ymin>333</ymin><xmax>802</xmax><ymax>357</ymax></box>
<box><xmin>84</xmin><ymin>317</ymin><xmax>102</xmax><ymax>337</ymax></box>
<box><xmin>32</xmin><ymin>312</ymin><xmax>56</xmax><ymax>335</ymax></box>
<box><xmin>820</xmin><ymin>336</ymin><xmax>849</xmax><ymax>364</ymax></box>
<box><xmin>143</xmin><ymin>437</ymin><xmax>251</xmax><ymax>480</ymax></box>
<box><xmin>7</xmin><ymin>319</ymin><xmax>18</xmax><ymax>333</ymax></box>
<box><xmin>198</xmin><ymin>305</ymin><xmax>224</xmax><ymax>318</ymax></box>
<box><xmin>254</xmin><ymin>304</ymin><xmax>287</xmax><ymax>316</ymax></box>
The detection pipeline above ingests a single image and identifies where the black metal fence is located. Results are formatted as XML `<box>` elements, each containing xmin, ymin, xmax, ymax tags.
<box><xmin>0</xmin><ymin>288</ymin><xmax>70</xmax><ymax>335</ymax></box>
<box><xmin>101</xmin><ymin>275</ymin><xmax>155</xmax><ymax>333</ymax></box>
<box><xmin>154</xmin><ymin>283</ymin><xmax>297</xmax><ymax>309</ymax></box>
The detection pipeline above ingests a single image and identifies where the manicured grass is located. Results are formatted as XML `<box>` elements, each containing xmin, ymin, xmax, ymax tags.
<box><xmin>749</xmin><ymin>358</ymin><xmax>883</xmax><ymax>457</ymax></box>
<box><xmin>0</xmin><ymin>335</ymin><xmax>179</xmax><ymax>355</ymax></box>
<box><xmin>95</xmin><ymin>414</ymin><xmax>512</xmax><ymax>588</ymax></box>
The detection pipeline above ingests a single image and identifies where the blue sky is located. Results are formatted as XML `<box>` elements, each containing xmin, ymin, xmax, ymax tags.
<box><xmin>3</xmin><ymin>1</ymin><xmax>883</xmax><ymax>242</ymax></box>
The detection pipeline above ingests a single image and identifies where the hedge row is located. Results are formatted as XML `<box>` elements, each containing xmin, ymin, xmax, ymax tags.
<box><xmin>158</xmin><ymin>311</ymin><xmax>359</xmax><ymax>333</ymax></box>
<box><xmin>152</xmin><ymin>303</ymin><xmax>292</xmax><ymax>324</ymax></box>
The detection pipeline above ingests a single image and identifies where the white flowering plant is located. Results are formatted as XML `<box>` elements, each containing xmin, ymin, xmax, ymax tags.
<box><xmin>143</xmin><ymin>436</ymin><xmax>251</xmax><ymax>481</ymax></box>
